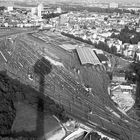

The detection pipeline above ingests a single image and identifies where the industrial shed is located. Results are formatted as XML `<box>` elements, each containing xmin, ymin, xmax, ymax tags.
<box><xmin>76</xmin><ymin>47</ymin><xmax>101</xmax><ymax>65</ymax></box>
<box><xmin>93</xmin><ymin>49</ymin><xmax>109</xmax><ymax>63</ymax></box>
<box><xmin>59</xmin><ymin>43</ymin><xmax>77</xmax><ymax>52</ymax></box>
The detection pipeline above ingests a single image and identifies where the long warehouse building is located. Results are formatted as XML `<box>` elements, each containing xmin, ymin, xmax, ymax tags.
<box><xmin>76</xmin><ymin>47</ymin><xmax>101</xmax><ymax>65</ymax></box>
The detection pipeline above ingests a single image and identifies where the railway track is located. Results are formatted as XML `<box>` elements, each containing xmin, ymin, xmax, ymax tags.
<box><xmin>0</xmin><ymin>33</ymin><xmax>140</xmax><ymax>139</ymax></box>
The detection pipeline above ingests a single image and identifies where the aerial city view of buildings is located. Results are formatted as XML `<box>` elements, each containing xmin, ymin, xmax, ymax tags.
<box><xmin>1</xmin><ymin>0</ymin><xmax>140</xmax><ymax>140</ymax></box>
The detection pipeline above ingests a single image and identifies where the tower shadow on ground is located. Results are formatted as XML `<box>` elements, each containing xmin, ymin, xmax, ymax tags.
<box><xmin>34</xmin><ymin>57</ymin><xmax>52</xmax><ymax>139</ymax></box>
<box><xmin>0</xmin><ymin>57</ymin><xmax>53</xmax><ymax>139</ymax></box>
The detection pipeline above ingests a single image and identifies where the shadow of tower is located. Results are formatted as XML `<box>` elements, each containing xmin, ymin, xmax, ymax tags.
<box><xmin>34</xmin><ymin>57</ymin><xmax>52</xmax><ymax>139</ymax></box>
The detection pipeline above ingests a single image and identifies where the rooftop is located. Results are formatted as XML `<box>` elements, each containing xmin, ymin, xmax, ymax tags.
<box><xmin>59</xmin><ymin>43</ymin><xmax>78</xmax><ymax>51</ymax></box>
<box><xmin>76</xmin><ymin>47</ymin><xmax>101</xmax><ymax>65</ymax></box>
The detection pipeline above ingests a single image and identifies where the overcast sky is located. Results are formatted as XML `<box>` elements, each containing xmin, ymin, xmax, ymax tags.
<box><xmin>71</xmin><ymin>0</ymin><xmax>140</xmax><ymax>3</ymax></box>
<box><xmin>96</xmin><ymin>0</ymin><xmax>139</xmax><ymax>3</ymax></box>
<box><xmin>1</xmin><ymin>0</ymin><xmax>140</xmax><ymax>4</ymax></box>
<box><xmin>46</xmin><ymin>0</ymin><xmax>140</xmax><ymax>4</ymax></box>
<box><xmin>60</xmin><ymin>0</ymin><xmax>140</xmax><ymax>4</ymax></box>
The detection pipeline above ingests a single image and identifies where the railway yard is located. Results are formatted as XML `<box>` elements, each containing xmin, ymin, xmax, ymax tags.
<box><xmin>0</xmin><ymin>29</ymin><xmax>140</xmax><ymax>140</ymax></box>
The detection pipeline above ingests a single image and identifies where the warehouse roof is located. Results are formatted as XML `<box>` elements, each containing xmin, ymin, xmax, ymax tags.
<box><xmin>96</xmin><ymin>53</ymin><xmax>109</xmax><ymax>62</ymax></box>
<box><xmin>59</xmin><ymin>43</ymin><xmax>77</xmax><ymax>51</ymax></box>
<box><xmin>76</xmin><ymin>47</ymin><xmax>101</xmax><ymax>65</ymax></box>
<box><xmin>93</xmin><ymin>49</ymin><xmax>104</xmax><ymax>54</ymax></box>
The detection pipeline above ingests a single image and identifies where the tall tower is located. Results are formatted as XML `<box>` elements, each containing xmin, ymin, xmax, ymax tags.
<box><xmin>37</xmin><ymin>3</ymin><xmax>44</xmax><ymax>18</ymax></box>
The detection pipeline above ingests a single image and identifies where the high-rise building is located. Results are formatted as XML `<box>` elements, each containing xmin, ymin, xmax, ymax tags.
<box><xmin>7</xmin><ymin>6</ymin><xmax>13</xmax><ymax>12</ymax></box>
<box><xmin>109</xmin><ymin>2</ymin><xmax>119</xmax><ymax>8</ymax></box>
<box><xmin>31</xmin><ymin>7</ymin><xmax>37</xmax><ymax>15</ymax></box>
<box><xmin>37</xmin><ymin>3</ymin><xmax>44</xmax><ymax>18</ymax></box>
<box><xmin>56</xmin><ymin>7</ymin><xmax>62</xmax><ymax>13</ymax></box>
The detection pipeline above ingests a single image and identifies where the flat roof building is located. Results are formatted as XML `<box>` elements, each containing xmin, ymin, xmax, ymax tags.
<box><xmin>59</xmin><ymin>44</ymin><xmax>78</xmax><ymax>52</ymax></box>
<box><xmin>37</xmin><ymin>3</ymin><xmax>44</xmax><ymax>18</ymax></box>
<box><xmin>57</xmin><ymin>7</ymin><xmax>62</xmax><ymax>13</ymax></box>
<box><xmin>76</xmin><ymin>47</ymin><xmax>101</xmax><ymax>65</ymax></box>
<box><xmin>7</xmin><ymin>6</ymin><xmax>13</xmax><ymax>12</ymax></box>
<box><xmin>109</xmin><ymin>2</ymin><xmax>119</xmax><ymax>9</ymax></box>
<box><xmin>31</xmin><ymin>7</ymin><xmax>37</xmax><ymax>15</ymax></box>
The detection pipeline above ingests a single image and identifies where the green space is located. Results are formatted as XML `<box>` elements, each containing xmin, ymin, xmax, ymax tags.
<box><xmin>0</xmin><ymin>69</ymin><xmax>68</xmax><ymax>140</ymax></box>
<box><xmin>12</xmin><ymin>102</ymin><xmax>60</xmax><ymax>136</ymax></box>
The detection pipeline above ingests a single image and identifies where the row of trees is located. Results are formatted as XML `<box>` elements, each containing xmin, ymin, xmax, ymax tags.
<box><xmin>111</xmin><ymin>26</ymin><xmax>140</xmax><ymax>44</ymax></box>
<box><xmin>61</xmin><ymin>4</ymin><xmax>138</xmax><ymax>14</ymax></box>
<box><xmin>42</xmin><ymin>12</ymin><xmax>68</xmax><ymax>19</ymax></box>
<box><xmin>62</xmin><ymin>32</ymin><xmax>117</xmax><ymax>54</ymax></box>
<box><xmin>84</xmin><ymin>131</ymin><xmax>110</xmax><ymax>140</ymax></box>
<box><xmin>0</xmin><ymin>137</ymin><xmax>37</xmax><ymax>140</ymax></box>
<box><xmin>95</xmin><ymin>41</ymin><xmax>117</xmax><ymax>55</ymax></box>
<box><xmin>0</xmin><ymin>6</ymin><xmax>6</xmax><ymax>11</ymax></box>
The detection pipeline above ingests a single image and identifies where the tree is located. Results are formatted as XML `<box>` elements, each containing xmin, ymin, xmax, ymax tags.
<box><xmin>133</xmin><ymin>52</ymin><xmax>137</xmax><ymax>62</ymax></box>
<box><xmin>0</xmin><ymin>6</ymin><xmax>6</xmax><ymax>11</ymax></box>
<box><xmin>83</xmin><ymin>24</ymin><xmax>87</xmax><ymax>29</ymax></box>
<box><xmin>104</xmin><ymin>17</ymin><xmax>108</xmax><ymax>21</ymax></box>
<box><xmin>130</xmin><ymin>34</ymin><xmax>139</xmax><ymax>44</ymax></box>
<box><xmin>110</xmin><ymin>46</ymin><xmax>117</xmax><ymax>54</ymax></box>
<box><xmin>97</xmin><ymin>41</ymin><xmax>110</xmax><ymax>52</ymax></box>
<box><xmin>126</xmin><ymin>62</ymin><xmax>140</xmax><ymax>115</ymax></box>
<box><xmin>101</xmin><ymin>137</ymin><xmax>109</xmax><ymax>140</ymax></box>
<box><xmin>110</xmin><ymin>25</ymin><xmax>140</xmax><ymax>44</ymax></box>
